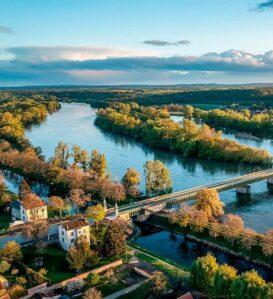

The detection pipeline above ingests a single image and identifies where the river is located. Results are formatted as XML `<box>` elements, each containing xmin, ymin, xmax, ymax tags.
<box><xmin>2</xmin><ymin>102</ymin><xmax>270</xmax><ymax>233</ymax></box>
<box><xmin>134</xmin><ymin>228</ymin><xmax>273</xmax><ymax>282</ymax></box>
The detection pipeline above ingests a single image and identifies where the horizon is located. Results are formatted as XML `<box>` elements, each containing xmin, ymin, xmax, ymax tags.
<box><xmin>2</xmin><ymin>0</ymin><xmax>273</xmax><ymax>86</ymax></box>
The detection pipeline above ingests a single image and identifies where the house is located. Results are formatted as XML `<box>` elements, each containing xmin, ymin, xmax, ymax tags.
<box><xmin>58</xmin><ymin>219</ymin><xmax>90</xmax><ymax>251</ymax></box>
<box><xmin>11</xmin><ymin>194</ymin><xmax>48</xmax><ymax>223</ymax></box>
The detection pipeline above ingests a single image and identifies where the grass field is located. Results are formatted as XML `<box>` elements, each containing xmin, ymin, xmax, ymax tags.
<box><xmin>0</xmin><ymin>210</ymin><xmax>11</xmax><ymax>231</ymax></box>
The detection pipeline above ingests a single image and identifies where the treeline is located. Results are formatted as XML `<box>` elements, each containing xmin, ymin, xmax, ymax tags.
<box><xmin>95</xmin><ymin>103</ymin><xmax>272</xmax><ymax>165</ymax></box>
<box><xmin>191</xmin><ymin>253</ymin><xmax>273</xmax><ymax>298</ymax></box>
<box><xmin>0</xmin><ymin>96</ymin><xmax>60</xmax><ymax>149</ymax></box>
<box><xmin>5</xmin><ymin>86</ymin><xmax>273</xmax><ymax>108</ymax></box>
<box><xmin>191</xmin><ymin>106</ymin><xmax>273</xmax><ymax>138</ymax></box>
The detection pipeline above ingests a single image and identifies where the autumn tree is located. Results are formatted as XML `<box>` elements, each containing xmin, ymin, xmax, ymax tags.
<box><xmin>150</xmin><ymin>271</ymin><xmax>168</xmax><ymax>297</ymax></box>
<box><xmin>87</xmin><ymin>204</ymin><xmax>106</xmax><ymax>229</ymax></box>
<box><xmin>90</xmin><ymin>149</ymin><xmax>107</xmax><ymax>178</ymax></box>
<box><xmin>195</xmin><ymin>188</ymin><xmax>224</xmax><ymax>219</ymax></box>
<box><xmin>48</xmin><ymin>196</ymin><xmax>65</xmax><ymax>217</ymax></box>
<box><xmin>240</xmin><ymin>228</ymin><xmax>256</xmax><ymax>251</ymax></box>
<box><xmin>66</xmin><ymin>238</ymin><xmax>99</xmax><ymax>271</ymax></box>
<box><xmin>225</xmin><ymin>214</ymin><xmax>244</xmax><ymax>245</ymax></box>
<box><xmin>262</xmin><ymin>229</ymin><xmax>273</xmax><ymax>257</ymax></box>
<box><xmin>69</xmin><ymin>188</ymin><xmax>90</xmax><ymax>212</ymax></box>
<box><xmin>18</xmin><ymin>179</ymin><xmax>31</xmax><ymax>199</ymax></box>
<box><xmin>83</xmin><ymin>288</ymin><xmax>102</xmax><ymax>299</ymax></box>
<box><xmin>182</xmin><ymin>105</ymin><xmax>194</xmax><ymax>118</ymax></box>
<box><xmin>0</xmin><ymin>175</ymin><xmax>6</xmax><ymax>201</ymax></box>
<box><xmin>24</xmin><ymin>219</ymin><xmax>48</xmax><ymax>253</ymax></box>
<box><xmin>121</xmin><ymin>168</ymin><xmax>140</xmax><ymax>196</ymax></box>
<box><xmin>52</xmin><ymin>141</ymin><xmax>70</xmax><ymax>169</ymax></box>
<box><xmin>144</xmin><ymin>160</ymin><xmax>172</xmax><ymax>197</ymax></box>
<box><xmin>0</xmin><ymin>241</ymin><xmax>22</xmax><ymax>263</ymax></box>
<box><xmin>110</xmin><ymin>182</ymin><xmax>126</xmax><ymax>202</ymax></box>
<box><xmin>103</xmin><ymin>221</ymin><xmax>126</xmax><ymax>257</ymax></box>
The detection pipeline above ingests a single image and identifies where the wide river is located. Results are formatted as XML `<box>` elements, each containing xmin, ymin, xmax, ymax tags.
<box><xmin>17</xmin><ymin>102</ymin><xmax>273</xmax><ymax>233</ymax></box>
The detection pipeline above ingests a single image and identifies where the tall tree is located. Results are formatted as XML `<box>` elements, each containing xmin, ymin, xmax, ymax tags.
<box><xmin>87</xmin><ymin>204</ymin><xmax>106</xmax><ymax>229</ymax></box>
<box><xmin>52</xmin><ymin>141</ymin><xmax>70</xmax><ymax>169</ymax></box>
<box><xmin>150</xmin><ymin>271</ymin><xmax>168</xmax><ymax>298</ymax></box>
<box><xmin>69</xmin><ymin>188</ymin><xmax>90</xmax><ymax>212</ymax></box>
<box><xmin>144</xmin><ymin>160</ymin><xmax>172</xmax><ymax>197</ymax></box>
<box><xmin>103</xmin><ymin>221</ymin><xmax>126</xmax><ymax>257</ymax></box>
<box><xmin>48</xmin><ymin>196</ymin><xmax>65</xmax><ymax>217</ymax></box>
<box><xmin>90</xmin><ymin>150</ymin><xmax>107</xmax><ymax>178</ymax></box>
<box><xmin>66</xmin><ymin>238</ymin><xmax>99</xmax><ymax>271</ymax></box>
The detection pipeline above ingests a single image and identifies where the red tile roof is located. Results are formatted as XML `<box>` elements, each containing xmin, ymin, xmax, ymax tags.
<box><xmin>21</xmin><ymin>193</ymin><xmax>46</xmax><ymax>210</ymax></box>
<box><xmin>177</xmin><ymin>292</ymin><xmax>194</xmax><ymax>299</ymax></box>
<box><xmin>62</xmin><ymin>219</ymin><xmax>89</xmax><ymax>231</ymax></box>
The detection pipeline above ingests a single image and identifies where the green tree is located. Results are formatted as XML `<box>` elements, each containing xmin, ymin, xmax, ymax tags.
<box><xmin>190</xmin><ymin>253</ymin><xmax>219</xmax><ymax>290</ymax></box>
<box><xmin>66</xmin><ymin>238</ymin><xmax>100</xmax><ymax>271</ymax></box>
<box><xmin>86</xmin><ymin>272</ymin><xmax>100</xmax><ymax>287</ymax></box>
<box><xmin>214</xmin><ymin>264</ymin><xmax>237</xmax><ymax>297</ymax></box>
<box><xmin>90</xmin><ymin>149</ymin><xmax>107</xmax><ymax>178</ymax></box>
<box><xmin>144</xmin><ymin>160</ymin><xmax>172</xmax><ymax>197</ymax></box>
<box><xmin>87</xmin><ymin>204</ymin><xmax>106</xmax><ymax>229</ymax></box>
<box><xmin>0</xmin><ymin>260</ymin><xmax>11</xmax><ymax>273</ymax></box>
<box><xmin>103</xmin><ymin>221</ymin><xmax>126</xmax><ymax>257</ymax></box>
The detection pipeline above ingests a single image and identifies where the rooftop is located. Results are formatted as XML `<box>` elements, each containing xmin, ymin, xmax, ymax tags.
<box><xmin>21</xmin><ymin>193</ymin><xmax>46</xmax><ymax>210</ymax></box>
<box><xmin>62</xmin><ymin>219</ymin><xmax>89</xmax><ymax>231</ymax></box>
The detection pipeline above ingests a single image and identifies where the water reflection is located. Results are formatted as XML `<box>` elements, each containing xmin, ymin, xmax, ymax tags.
<box><xmin>135</xmin><ymin>230</ymin><xmax>273</xmax><ymax>282</ymax></box>
<box><xmin>13</xmin><ymin>102</ymin><xmax>273</xmax><ymax>232</ymax></box>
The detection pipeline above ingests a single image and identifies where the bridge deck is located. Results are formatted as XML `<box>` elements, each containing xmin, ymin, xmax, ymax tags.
<box><xmin>111</xmin><ymin>169</ymin><xmax>273</xmax><ymax>216</ymax></box>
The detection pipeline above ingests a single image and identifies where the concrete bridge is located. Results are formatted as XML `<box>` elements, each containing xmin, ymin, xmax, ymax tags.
<box><xmin>109</xmin><ymin>169</ymin><xmax>273</xmax><ymax>221</ymax></box>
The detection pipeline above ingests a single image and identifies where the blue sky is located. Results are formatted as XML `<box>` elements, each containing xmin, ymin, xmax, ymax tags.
<box><xmin>1</xmin><ymin>0</ymin><xmax>273</xmax><ymax>85</ymax></box>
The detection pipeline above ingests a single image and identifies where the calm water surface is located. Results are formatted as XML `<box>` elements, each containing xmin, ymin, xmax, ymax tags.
<box><xmin>19</xmin><ymin>102</ymin><xmax>273</xmax><ymax>232</ymax></box>
<box><xmin>135</xmin><ymin>230</ymin><xmax>273</xmax><ymax>281</ymax></box>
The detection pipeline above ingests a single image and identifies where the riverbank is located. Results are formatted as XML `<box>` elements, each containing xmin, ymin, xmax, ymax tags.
<box><xmin>143</xmin><ymin>214</ymin><xmax>273</xmax><ymax>276</ymax></box>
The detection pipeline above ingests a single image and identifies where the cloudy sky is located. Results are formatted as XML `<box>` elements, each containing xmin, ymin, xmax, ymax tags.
<box><xmin>1</xmin><ymin>0</ymin><xmax>273</xmax><ymax>86</ymax></box>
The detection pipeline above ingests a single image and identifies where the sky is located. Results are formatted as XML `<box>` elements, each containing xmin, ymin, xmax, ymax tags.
<box><xmin>1</xmin><ymin>0</ymin><xmax>273</xmax><ymax>86</ymax></box>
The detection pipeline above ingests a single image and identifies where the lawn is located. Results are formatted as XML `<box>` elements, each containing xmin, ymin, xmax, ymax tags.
<box><xmin>0</xmin><ymin>210</ymin><xmax>11</xmax><ymax>231</ymax></box>
<box><xmin>130</xmin><ymin>244</ymin><xmax>189</xmax><ymax>282</ymax></box>
<box><xmin>119</xmin><ymin>281</ymin><xmax>151</xmax><ymax>299</ymax></box>
<box><xmin>22</xmin><ymin>245</ymin><xmax>74</xmax><ymax>283</ymax></box>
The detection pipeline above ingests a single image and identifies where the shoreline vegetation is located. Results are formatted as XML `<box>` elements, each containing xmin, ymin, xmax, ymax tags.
<box><xmin>95</xmin><ymin>102</ymin><xmax>272</xmax><ymax>165</ymax></box>
<box><xmin>166</xmin><ymin>104</ymin><xmax>273</xmax><ymax>139</ymax></box>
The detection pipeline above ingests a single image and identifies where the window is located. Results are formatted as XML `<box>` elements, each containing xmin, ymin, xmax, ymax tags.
<box><xmin>62</xmin><ymin>231</ymin><xmax>64</xmax><ymax>236</ymax></box>
<box><xmin>62</xmin><ymin>238</ymin><xmax>64</xmax><ymax>243</ymax></box>
<box><xmin>71</xmin><ymin>231</ymin><xmax>74</xmax><ymax>236</ymax></box>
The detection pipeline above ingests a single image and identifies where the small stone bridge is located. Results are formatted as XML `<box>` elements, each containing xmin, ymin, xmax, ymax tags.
<box><xmin>108</xmin><ymin>169</ymin><xmax>273</xmax><ymax>221</ymax></box>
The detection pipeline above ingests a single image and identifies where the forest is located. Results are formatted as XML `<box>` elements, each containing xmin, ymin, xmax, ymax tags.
<box><xmin>3</xmin><ymin>85</ymin><xmax>273</xmax><ymax>108</ymax></box>
<box><xmin>95</xmin><ymin>102</ymin><xmax>272</xmax><ymax>165</ymax></box>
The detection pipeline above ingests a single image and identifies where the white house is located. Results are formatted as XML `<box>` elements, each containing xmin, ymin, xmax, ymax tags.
<box><xmin>58</xmin><ymin>219</ymin><xmax>90</xmax><ymax>251</ymax></box>
<box><xmin>11</xmin><ymin>195</ymin><xmax>48</xmax><ymax>223</ymax></box>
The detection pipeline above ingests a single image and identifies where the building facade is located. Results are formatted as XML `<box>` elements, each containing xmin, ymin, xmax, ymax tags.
<box><xmin>58</xmin><ymin>219</ymin><xmax>90</xmax><ymax>251</ymax></box>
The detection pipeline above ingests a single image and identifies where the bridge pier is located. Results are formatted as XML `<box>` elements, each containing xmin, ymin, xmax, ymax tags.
<box><xmin>236</xmin><ymin>185</ymin><xmax>251</xmax><ymax>201</ymax></box>
<box><xmin>267</xmin><ymin>178</ymin><xmax>273</xmax><ymax>194</ymax></box>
